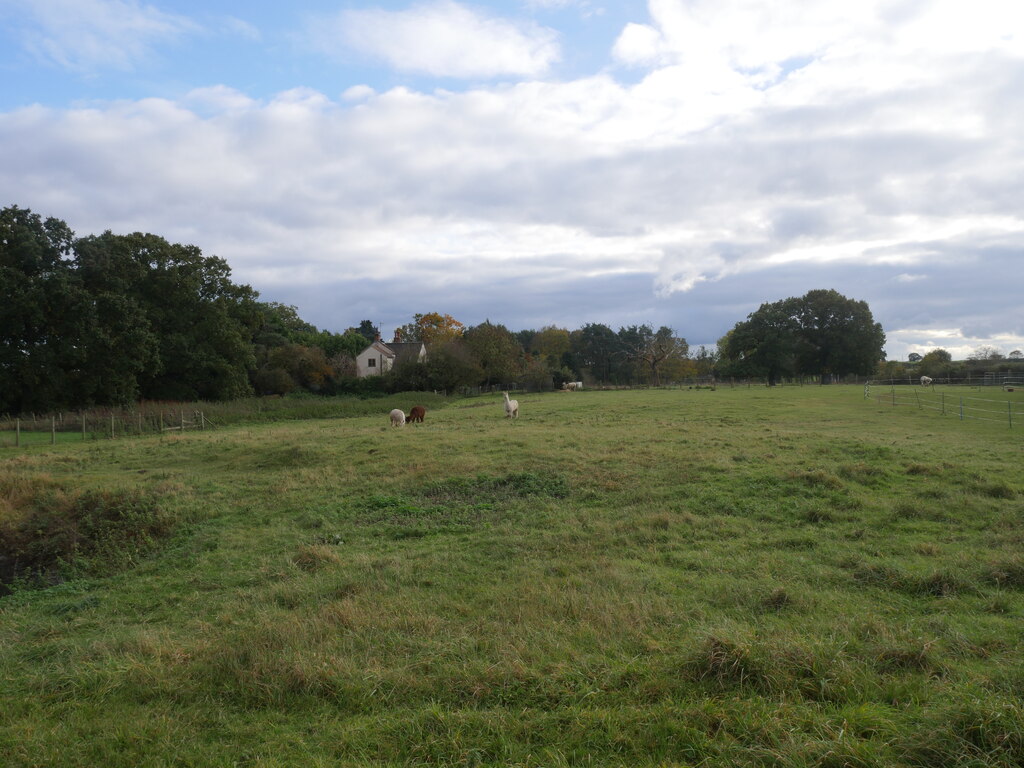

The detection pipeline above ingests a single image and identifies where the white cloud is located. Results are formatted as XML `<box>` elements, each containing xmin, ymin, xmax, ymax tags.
<box><xmin>309</xmin><ymin>0</ymin><xmax>560</xmax><ymax>78</ymax></box>
<box><xmin>220</xmin><ymin>15</ymin><xmax>261</xmax><ymax>42</ymax></box>
<box><xmin>11</xmin><ymin>0</ymin><xmax>199</xmax><ymax>72</ymax></box>
<box><xmin>2</xmin><ymin>0</ymin><xmax>1024</xmax><ymax>353</ymax></box>
<box><xmin>342</xmin><ymin>85</ymin><xmax>376</xmax><ymax>102</ymax></box>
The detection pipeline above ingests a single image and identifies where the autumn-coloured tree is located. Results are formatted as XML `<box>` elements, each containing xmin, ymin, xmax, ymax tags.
<box><xmin>395</xmin><ymin>312</ymin><xmax>465</xmax><ymax>345</ymax></box>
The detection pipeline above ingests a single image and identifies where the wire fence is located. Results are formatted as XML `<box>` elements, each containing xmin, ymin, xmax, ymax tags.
<box><xmin>865</xmin><ymin>379</ymin><xmax>1023</xmax><ymax>429</ymax></box>
<box><xmin>0</xmin><ymin>407</ymin><xmax>212</xmax><ymax>447</ymax></box>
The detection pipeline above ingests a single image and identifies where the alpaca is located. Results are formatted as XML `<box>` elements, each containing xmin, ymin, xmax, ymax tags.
<box><xmin>920</xmin><ymin>375</ymin><xmax>933</xmax><ymax>386</ymax></box>
<box><xmin>389</xmin><ymin>408</ymin><xmax>406</xmax><ymax>427</ymax></box>
<box><xmin>503</xmin><ymin>391</ymin><xmax>519</xmax><ymax>418</ymax></box>
<box><xmin>407</xmin><ymin>405</ymin><xmax>426</xmax><ymax>423</ymax></box>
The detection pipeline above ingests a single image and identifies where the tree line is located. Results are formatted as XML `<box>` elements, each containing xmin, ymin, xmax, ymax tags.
<box><xmin>878</xmin><ymin>346</ymin><xmax>1024</xmax><ymax>383</ymax></box>
<box><xmin>1</xmin><ymin>205</ymin><xmax>889</xmax><ymax>414</ymax></box>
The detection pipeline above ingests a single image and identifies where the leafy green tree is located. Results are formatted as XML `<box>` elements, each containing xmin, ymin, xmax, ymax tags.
<box><xmin>257</xmin><ymin>302</ymin><xmax>317</xmax><ymax>340</ymax></box>
<box><xmin>520</xmin><ymin>354</ymin><xmax>554</xmax><ymax>391</ymax></box>
<box><xmin>572</xmin><ymin>323</ymin><xmax>619</xmax><ymax>384</ymax></box>
<box><xmin>72</xmin><ymin>233</ymin><xmax>161</xmax><ymax>405</ymax></box>
<box><xmin>81</xmin><ymin>231</ymin><xmax>260</xmax><ymax>401</ymax></box>
<box><xmin>463</xmin><ymin>321</ymin><xmax>523</xmax><ymax>386</ymax></box>
<box><xmin>691</xmin><ymin>345</ymin><xmax>720</xmax><ymax>379</ymax></box>
<box><xmin>530</xmin><ymin>326</ymin><xmax>573</xmax><ymax>384</ymax></box>
<box><xmin>350</xmin><ymin>320</ymin><xmax>379</xmax><ymax>344</ymax></box>
<box><xmin>423</xmin><ymin>341</ymin><xmax>483</xmax><ymax>392</ymax></box>
<box><xmin>0</xmin><ymin>206</ymin><xmax>82</xmax><ymax>413</ymax></box>
<box><xmin>918</xmin><ymin>349</ymin><xmax>952</xmax><ymax>379</ymax></box>
<box><xmin>617</xmin><ymin>325</ymin><xmax>654</xmax><ymax>383</ymax></box>
<box><xmin>721</xmin><ymin>290</ymin><xmax>884</xmax><ymax>384</ymax></box>
<box><xmin>335</xmin><ymin>330</ymin><xmax>371</xmax><ymax>360</ymax></box>
<box><xmin>515</xmin><ymin>329</ymin><xmax>536</xmax><ymax>350</ymax></box>
<box><xmin>264</xmin><ymin>344</ymin><xmax>334</xmax><ymax>392</ymax></box>
<box><xmin>794</xmin><ymin>289</ymin><xmax>885</xmax><ymax>380</ymax></box>
<box><xmin>252</xmin><ymin>366</ymin><xmax>296</xmax><ymax>396</ymax></box>
<box><xmin>721</xmin><ymin>298</ymin><xmax>802</xmax><ymax>384</ymax></box>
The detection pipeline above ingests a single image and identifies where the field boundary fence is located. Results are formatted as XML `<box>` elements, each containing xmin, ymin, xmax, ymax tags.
<box><xmin>865</xmin><ymin>379</ymin><xmax>1022</xmax><ymax>429</ymax></box>
<box><xmin>0</xmin><ymin>407</ymin><xmax>212</xmax><ymax>448</ymax></box>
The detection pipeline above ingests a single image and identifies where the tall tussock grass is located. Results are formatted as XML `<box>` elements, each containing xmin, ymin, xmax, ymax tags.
<box><xmin>0</xmin><ymin>471</ymin><xmax>187</xmax><ymax>592</ymax></box>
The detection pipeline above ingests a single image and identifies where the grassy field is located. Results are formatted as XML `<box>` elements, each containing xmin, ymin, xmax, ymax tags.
<box><xmin>1</xmin><ymin>386</ymin><xmax>1023</xmax><ymax>767</ymax></box>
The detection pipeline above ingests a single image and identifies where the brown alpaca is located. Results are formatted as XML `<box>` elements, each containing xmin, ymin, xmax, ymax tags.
<box><xmin>407</xmin><ymin>405</ymin><xmax>426</xmax><ymax>423</ymax></box>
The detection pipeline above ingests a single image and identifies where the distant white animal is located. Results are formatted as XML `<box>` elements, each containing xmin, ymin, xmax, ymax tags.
<box><xmin>389</xmin><ymin>408</ymin><xmax>406</xmax><ymax>427</ymax></box>
<box><xmin>502</xmin><ymin>391</ymin><xmax>519</xmax><ymax>418</ymax></box>
<box><xmin>920</xmin><ymin>376</ymin><xmax>933</xmax><ymax>386</ymax></box>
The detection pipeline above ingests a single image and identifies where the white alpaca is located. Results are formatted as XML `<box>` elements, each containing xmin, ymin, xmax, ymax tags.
<box><xmin>389</xmin><ymin>408</ymin><xmax>406</xmax><ymax>427</ymax></box>
<box><xmin>502</xmin><ymin>391</ymin><xmax>519</xmax><ymax>418</ymax></box>
<box><xmin>920</xmin><ymin>375</ymin><xmax>933</xmax><ymax>386</ymax></box>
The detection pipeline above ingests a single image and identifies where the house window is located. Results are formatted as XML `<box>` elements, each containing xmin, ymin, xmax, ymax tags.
<box><xmin>368</xmin><ymin>359</ymin><xmax>376</xmax><ymax>368</ymax></box>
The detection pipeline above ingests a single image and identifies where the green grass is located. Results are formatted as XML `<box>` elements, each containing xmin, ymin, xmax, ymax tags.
<box><xmin>2</xmin><ymin>386</ymin><xmax>1023</xmax><ymax>766</ymax></box>
<box><xmin>0</xmin><ymin>391</ymin><xmax>452</xmax><ymax>447</ymax></box>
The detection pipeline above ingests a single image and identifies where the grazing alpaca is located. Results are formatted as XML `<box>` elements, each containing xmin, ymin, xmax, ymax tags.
<box><xmin>389</xmin><ymin>408</ymin><xmax>406</xmax><ymax>427</ymax></box>
<box><xmin>407</xmin><ymin>405</ymin><xmax>426</xmax><ymax>423</ymax></box>
<box><xmin>920</xmin><ymin>375</ymin><xmax>933</xmax><ymax>386</ymax></box>
<box><xmin>503</xmin><ymin>391</ymin><xmax>519</xmax><ymax>418</ymax></box>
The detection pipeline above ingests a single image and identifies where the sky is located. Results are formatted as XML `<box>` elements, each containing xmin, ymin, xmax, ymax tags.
<box><xmin>2</xmin><ymin>0</ymin><xmax>1023</xmax><ymax>361</ymax></box>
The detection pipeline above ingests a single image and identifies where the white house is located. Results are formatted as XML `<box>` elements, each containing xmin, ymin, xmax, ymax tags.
<box><xmin>355</xmin><ymin>337</ymin><xmax>427</xmax><ymax>378</ymax></box>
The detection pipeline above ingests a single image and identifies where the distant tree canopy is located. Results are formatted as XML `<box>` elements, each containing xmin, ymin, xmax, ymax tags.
<box><xmin>18</xmin><ymin>205</ymin><xmax>1018</xmax><ymax>412</ymax></box>
<box><xmin>719</xmin><ymin>289</ymin><xmax>885</xmax><ymax>384</ymax></box>
<box><xmin>1</xmin><ymin>207</ymin><xmax>260</xmax><ymax>411</ymax></box>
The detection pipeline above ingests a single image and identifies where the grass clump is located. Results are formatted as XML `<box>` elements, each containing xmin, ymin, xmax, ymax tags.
<box><xmin>0</xmin><ymin>472</ymin><xmax>183</xmax><ymax>592</ymax></box>
<box><xmin>981</xmin><ymin>557</ymin><xmax>1024</xmax><ymax>589</ymax></box>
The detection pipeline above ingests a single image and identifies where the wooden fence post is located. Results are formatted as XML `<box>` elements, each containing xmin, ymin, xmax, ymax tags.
<box><xmin>16</xmin><ymin>418</ymin><xmax>20</xmax><ymax>447</ymax></box>
<box><xmin>52</xmin><ymin>416</ymin><xmax>56</xmax><ymax>445</ymax></box>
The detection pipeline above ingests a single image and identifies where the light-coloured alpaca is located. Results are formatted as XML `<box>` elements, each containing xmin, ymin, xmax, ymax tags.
<box><xmin>389</xmin><ymin>408</ymin><xmax>406</xmax><ymax>427</ymax></box>
<box><xmin>502</xmin><ymin>391</ymin><xmax>519</xmax><ymax>418</ymax></box>
<box><xmin>920</xmin><ymin>375</ymin><xmax>933</xmax><ymax>386</ymax></box>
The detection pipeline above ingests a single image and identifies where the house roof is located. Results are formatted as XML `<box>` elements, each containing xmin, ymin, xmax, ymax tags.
<box><xmin>360</xmin><ymin>340</ymin><xmax>395</xmax><ymax>358</ymax></box>
<box><xmin>387</xmin><ymin>341</ymin><xmax>426</xmax><ymax>364</ymax></box>
<box><xmin>358</xmin><ymin>340</ymin><xmax>424</xmax><ymax>364</ymax></box>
